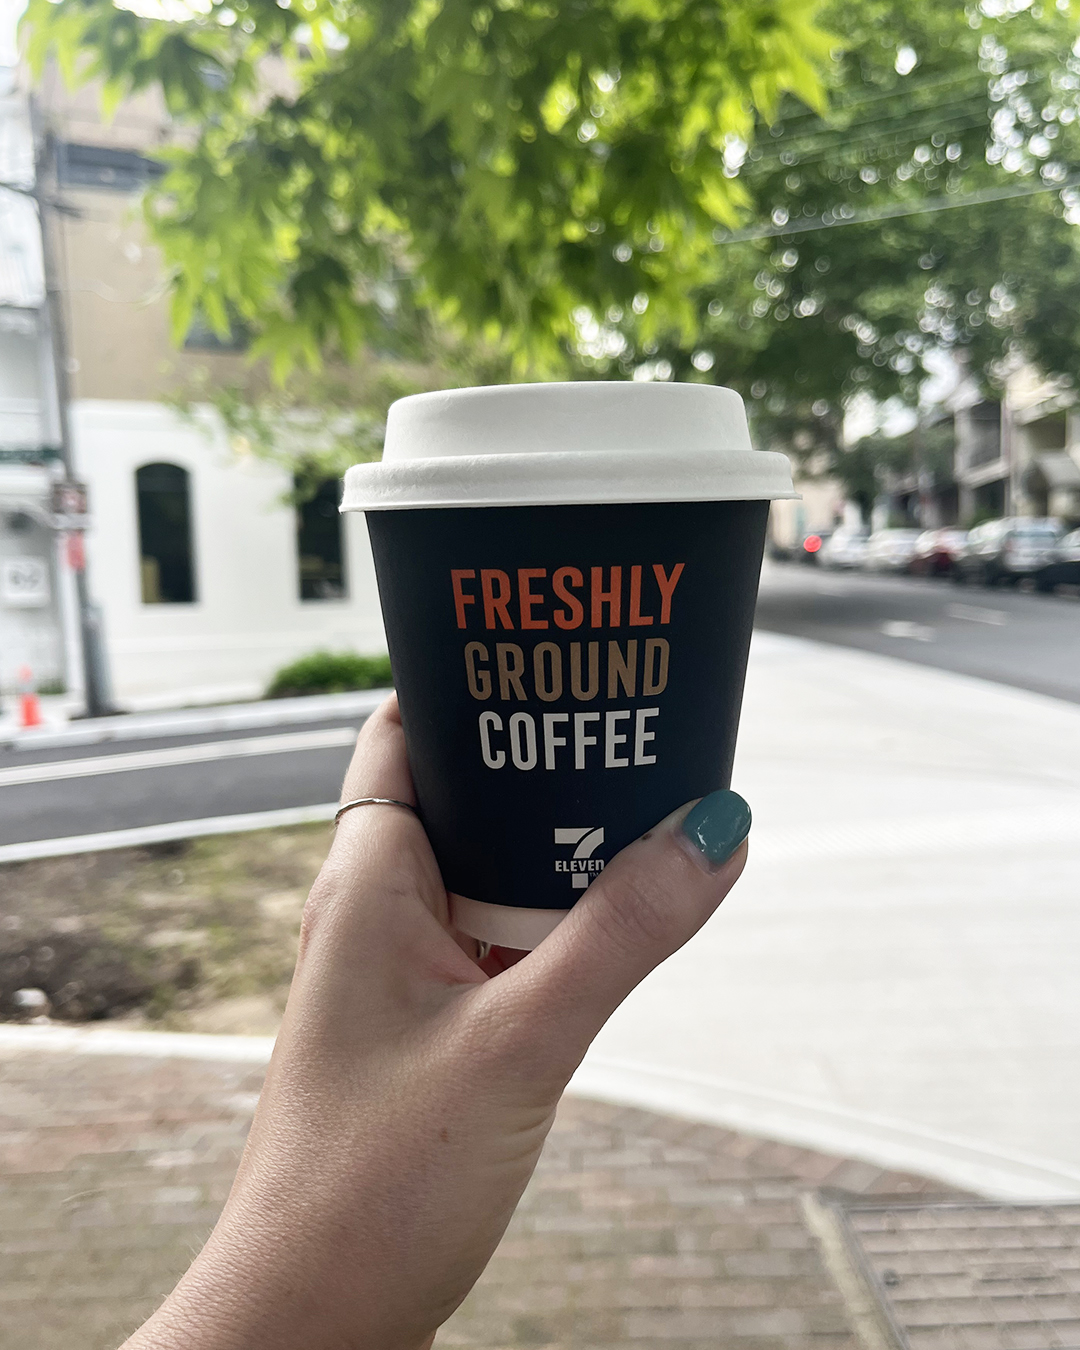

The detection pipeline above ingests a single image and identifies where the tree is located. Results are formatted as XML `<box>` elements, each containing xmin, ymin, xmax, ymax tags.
<box><xmin>592</xmin><ymin>0</ymin><xmax>1080</xmax><ymax>466</ymax></box>
<box><xmin>28</xmin><ymin>0</ymin><xmax>1080</xmax><ymax>517</ymax></box>
<box><xmin>166</xmin><ymin>305</ymin><xmax>520</xmax><ymax>502</ymax></box>
<box><xmin>24</xmin><ymin>0</ymin><xmax>831</xmax><ymax>376</ymax></box>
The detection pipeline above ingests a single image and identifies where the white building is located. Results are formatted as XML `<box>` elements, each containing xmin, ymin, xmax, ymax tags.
<box><xmin>71</xmin><ymin>401</ymin><xmax>385</xmax><ymax>707</ymax></box>
<box><xmin>0</xmin><ymin>74</ymin><xmax>69</xmax><ymax>698</ymax></box>
<box><xmin>0</xmin><ymin>69</ymin><xmax>386</xmax><ymax>710</ymax></box>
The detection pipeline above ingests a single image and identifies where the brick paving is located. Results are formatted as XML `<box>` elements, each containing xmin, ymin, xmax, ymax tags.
<box><xmin>0</xmin><ymin>1045</ymin><xmax>959</xmax><ymax>1350</ymax></box>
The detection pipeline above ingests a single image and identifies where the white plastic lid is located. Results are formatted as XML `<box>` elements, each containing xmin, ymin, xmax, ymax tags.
<box><xmin>341</xmin><ymin>381</ymin><xmax>796</xmax><ymax>512</ymax></box>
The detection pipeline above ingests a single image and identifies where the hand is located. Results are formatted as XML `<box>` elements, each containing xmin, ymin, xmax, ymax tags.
<box><xmin>124</xmin><ymin>695</ymin><xmax>750</xmax><ymax>1350</ymax></box>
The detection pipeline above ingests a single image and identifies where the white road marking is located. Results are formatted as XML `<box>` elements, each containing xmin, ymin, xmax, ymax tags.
<box><xmin>1</xmin><ymin>688</ymin><xmax>387</xmax><ymax>754</ymax></box>
<box><xmin>0</xmin><ymin>802</ymin><xmax>340</xmax><ymax>864</ymax></box>
<box><xmin>879</xmin><ymin>620</ymin><xmax>935</xmax><ymax>642</ymax></box>
<box><xmin>946</xmin><ymin>602</ymin><xmax>1008</xmax><ymax>625</ymax></box>
<box><xmin>0</xmin><ymin>727</ymin><xmax>358</xmax><ymax>789</ymax></box>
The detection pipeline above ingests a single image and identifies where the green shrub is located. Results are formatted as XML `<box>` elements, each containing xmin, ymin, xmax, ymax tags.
<box><xmin>266</xmin><ymin>650</ymin><xmax>393</xmax><ymax>698</ymax></box>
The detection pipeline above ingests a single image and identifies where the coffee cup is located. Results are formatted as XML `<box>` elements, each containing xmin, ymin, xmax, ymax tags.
<box><xmin>341</xmin><ymin>382</ymin><xmax>795</xmax><ymax>949</ymax></box>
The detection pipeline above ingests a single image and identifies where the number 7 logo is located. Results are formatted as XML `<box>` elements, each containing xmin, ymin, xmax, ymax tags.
<box><xmin>553</xmin><ymin>826</ymin><xmax>606</xmax><ymax>889</ymax></box>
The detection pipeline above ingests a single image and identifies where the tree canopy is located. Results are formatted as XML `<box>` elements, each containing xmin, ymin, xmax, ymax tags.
<box><xmin>608</xmin><ymin>0</ymin><xmax>1080</xmax><ymax>437</ymax></box>
<box><xmin>25</xmin><ymin>0</ymin><xmax>1080</xmax><ymax>512</ymax></box>
<box><xmin>24</xmin><ymin>0</ymin><xmax>832</xmax><ymax>375</ymax></box>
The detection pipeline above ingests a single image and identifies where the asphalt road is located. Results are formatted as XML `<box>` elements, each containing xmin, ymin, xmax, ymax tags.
<box><xmin>2</xmin><ymin>563</ymin><xmax>1078</xmax><ymax>852</ymax></box>
<box><xmin>756</xmin><ymin>559</ymin><xmax>1080</xmax><ymax>705</ymax></box>
<box><xmin>0</xmin><ymin>713</ymin><xmax>363</xmax><ymax>852</ymax></box>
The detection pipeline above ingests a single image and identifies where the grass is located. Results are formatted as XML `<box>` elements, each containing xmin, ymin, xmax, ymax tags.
<box><xmin>0</xmin><ymin>825</ymin><xmax>330</xmax><ymax>1034</ymax></box>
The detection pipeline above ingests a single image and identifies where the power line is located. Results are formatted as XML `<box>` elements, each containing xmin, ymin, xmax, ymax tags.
<box><xmin>755</xmin><ymin>91</ymin><xmax>992</xmax><ymax>158</ymax></box>
<box><xmin>748</xmin><ymin>108</ymin><xmax>993</xmax><ymax>171</ymax></box>
<box><xmin>775</xmin><ymin>56</ymin><xmax>1063</xmax><ymax>128</ymax></box>
<box><xmin>713</xmin><ymin>173</ymin><xmax>1080</xmax><ymax>243</ymax></box>
<box><xmin>775</xmin><ymin>67</ymin><xmax>995</xmax><ymax>124</ymax></box>
<box><xmin>751</xmin><ymin>58</ymin><xmax>1071</xmax><ymax>166</ymax></box>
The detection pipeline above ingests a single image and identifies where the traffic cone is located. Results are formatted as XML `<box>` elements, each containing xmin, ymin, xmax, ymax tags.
<box><xmin>17</xmin><ymin>665</ymin><xmax>43</xmax><ymax>729</ymax></box>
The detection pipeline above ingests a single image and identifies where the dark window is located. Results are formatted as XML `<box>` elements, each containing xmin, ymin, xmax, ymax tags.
<box><xmin>967</xmin><ymin>401</ymin><xmax>1002</xmax><ymax>469</ymax></box>
<box><xmin>58</xmin><ymin>143</ymin><xmax>165</xmax><ymax>193</ymax></box>
<box><xmin>136</xmin><ymin>463</ymin><xmax>195</xmax><ymax>604</ymax></box>
<box><xmin>297</xmin><ymin>479</ymin><xmax>346</xmax><ymax>601</ymax></box>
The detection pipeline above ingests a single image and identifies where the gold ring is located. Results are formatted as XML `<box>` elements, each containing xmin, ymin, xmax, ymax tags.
<box><xmin>334</xmin><ymin>797</ymin><xmax>419</xmax><ymax>827</ymax></box>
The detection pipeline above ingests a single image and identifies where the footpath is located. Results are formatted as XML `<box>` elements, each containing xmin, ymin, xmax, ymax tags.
<box><xmin>576</xmin><ymin>630</ymin><xmax>1080</xmax><ymax>1199</ymax></box>
<box><xmin>0</xmin><ymin>1033</ymin><xmax>958</xmax><ymax>1350</ymax></box>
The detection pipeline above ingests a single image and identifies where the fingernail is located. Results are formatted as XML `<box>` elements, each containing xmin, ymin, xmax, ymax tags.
<box><xmin>680</xmin><ymin>790</ymin><xmax>752</xmax><ymax>866</ymax></box>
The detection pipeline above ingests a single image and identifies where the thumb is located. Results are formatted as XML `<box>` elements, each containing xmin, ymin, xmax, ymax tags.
<box><xmin>498</xmin><ymin>789</ymin><xmax>751</xmax><ymax>1062</ymax></box>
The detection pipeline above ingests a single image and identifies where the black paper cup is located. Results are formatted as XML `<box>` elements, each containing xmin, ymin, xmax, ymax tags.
<box><xmin>343</xmin><ymin>383</ymin><xmax>795</xmax><ymax>949</ymax></box>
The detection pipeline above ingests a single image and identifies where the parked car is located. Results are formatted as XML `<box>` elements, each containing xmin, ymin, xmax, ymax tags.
<box><xmin>818</xmin><ymin>528</ymin><xmax>869</xmax><ymax>569</ymax></box>
<box><xmin>954</xmin><ymin>518</ymin><xmax>1064</xmax><ymax>587</ymax></box>
<box><xmin>1034</xmin><ymin>527</ymin><xmax>1080</xmax><ymax>592</ymax></box>
<box><xmin>864</xmin><ymin>528</ymin><xmax>923</xmax><ymax>572</ymax></box>
<box><xmin>909</xmin><ymin>528</ymin><xmax>968</xmax><ymax>577</ymax></box>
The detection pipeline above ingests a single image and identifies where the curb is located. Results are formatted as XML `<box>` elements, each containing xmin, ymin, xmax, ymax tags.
<box><xmin>0</xmin><ymin>688</ymin><xmax>391</xmax><ymax>754</ymax></box>
<box><xmin>570</xmin><ymin>1057</ymin><xmax>1080</xmax><ymax>1203</ymax></box>
<box><xmin>0</xmin><ymin>1023</ymin><xmax>275</xmax><ymax>1062</ymax></box>
<box><xmin>0</xmin><ymin>803</ymin><xmax>339</xmax><ymax>864</ymax></box>
<box><xmin>2</xmin><ymin>1024</ymin><xmax>1078</xmax><ymax>1202</ymax></box>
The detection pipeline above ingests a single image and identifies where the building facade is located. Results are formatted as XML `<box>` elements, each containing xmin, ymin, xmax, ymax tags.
<box><xmin>947</xmin><ymin>366</ymin><xmax>1080</xmax><ymax>526</ymax></box>
<box><xmin>0</xmin><ymin>75</ymin><xmax>71</xmax><ymax>698</ymax></box>
<box><xmin>0</xmin><ymin>68</ymin><xmax>387</xmax><ymax>708</ymax></box>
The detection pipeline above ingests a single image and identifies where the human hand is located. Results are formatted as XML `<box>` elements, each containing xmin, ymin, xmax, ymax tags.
<box><xmin>124</xmin><ymin>695</ymin><xmax>750</xmax><ymax>1350</ymax></box>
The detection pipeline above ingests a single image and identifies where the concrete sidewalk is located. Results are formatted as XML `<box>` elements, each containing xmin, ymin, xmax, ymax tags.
<box><xmin>576</xmin><ymin>631</ymin><xmax>1080</xmax><ymax>1199</ymax></box>
<box><xmin>0</xmin><ymin>1040</ymin><xmax>955</xmax><ymax>1350</ymax></box>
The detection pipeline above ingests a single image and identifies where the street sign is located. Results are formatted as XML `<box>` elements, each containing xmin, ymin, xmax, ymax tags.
<box><xmin>51</xmin><ymin>479</ymin><xmax>89</xmax><ymax>530</ymax></box>
<box><xmin>1</xmin><ymin>556</ymin><xmax>51</xmax><ymax>608</ymax></box>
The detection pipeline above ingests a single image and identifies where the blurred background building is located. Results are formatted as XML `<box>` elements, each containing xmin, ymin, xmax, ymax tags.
<box><xmin>768</xmin><ymin>366</ymin><xmax>1080</xmax><ymax>552</ymax></box>
<box><xmin>0</xmin><ymin>68</ymin><xmax>385</xmax><ymax>710</ymax></box>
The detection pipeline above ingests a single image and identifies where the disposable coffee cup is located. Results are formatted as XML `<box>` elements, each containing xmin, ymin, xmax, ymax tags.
<box><xmin>342</xmin><ymin>382</ymin><xmax>795</xmax><ymax>950</ymax></box>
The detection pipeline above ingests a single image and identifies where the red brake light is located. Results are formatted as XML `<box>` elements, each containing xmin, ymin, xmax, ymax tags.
<box><xmin>804</xmin><ymin>535</ymin><xmax>822</xmax><ymax>553</ymax></box>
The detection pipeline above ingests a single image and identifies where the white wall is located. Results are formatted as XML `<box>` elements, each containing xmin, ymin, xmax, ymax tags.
<box><xmin>0</xmin><ymin>464</ymin><xmax>64</xmax><ymax>693</ymax></box>
<box><xmin>0</xmin><ymin>327</ymin><xmax>41</xmax><ymax>402</ymax></box>
<box><xmin>72</xmin><ymin>400</ymin><xmax>387</xmax><ymax>706</ymax></box>
<box><xmin>769</xmin><ymin>478</ymin><xmax>845</xmax><ymax>550</ymax></box>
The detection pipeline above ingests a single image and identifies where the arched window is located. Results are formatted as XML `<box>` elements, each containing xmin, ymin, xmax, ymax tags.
<box><xmin>136</xmin><ymin>463</ymin><xmax>195</xmax><ymax>604</ymax></box>
<box><xmin>296</xmin><ymin>477</ymin><xmax>347</xmax><ymax>600</ymax></box>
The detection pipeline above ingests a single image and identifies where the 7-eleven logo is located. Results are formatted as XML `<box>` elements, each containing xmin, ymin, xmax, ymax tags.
<box><xmin>553</xmin><ymin>827</ymin><xmax>606</xmax><ymax>890</ymax></box>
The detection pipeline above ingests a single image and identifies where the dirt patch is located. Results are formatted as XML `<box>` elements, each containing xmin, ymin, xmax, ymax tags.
<box><xmin>0</xmin><ymin>825</ymin><xmax>329</xmax><ymax>1033</ymax></box>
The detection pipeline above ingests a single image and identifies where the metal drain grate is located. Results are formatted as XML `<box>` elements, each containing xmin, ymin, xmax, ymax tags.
<box><xmin>838</xmin><ymin>1201</ymin><xmax>1080</xmax><ymax>1350</ymax></box>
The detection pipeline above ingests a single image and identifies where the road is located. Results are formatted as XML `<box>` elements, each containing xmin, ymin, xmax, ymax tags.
<box><xmin>0</xmin><ymin>696</ymin><xmax>379</xmax><ymax>856</ymax></box>
<box><xmin>756</xmin><ymin>559</ymin><xmax>1080</xmax><ymax>704</ymax></box>
<box><xmin>2</xmin><ymin>564</ymin><xmax>1078</xmax><ymax>852</ymax></box>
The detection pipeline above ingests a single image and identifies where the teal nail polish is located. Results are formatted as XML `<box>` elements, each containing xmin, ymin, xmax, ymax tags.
<box><xmin>681</xmin><ymin>790</ymin><xmax>751</xmax><ymax>864</ymax></box>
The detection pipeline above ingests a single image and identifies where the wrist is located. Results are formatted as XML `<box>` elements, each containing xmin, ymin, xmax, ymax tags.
<box><xmin>123</xmin><ymin>1227</ymin><xmax>442</xmax><ymax>1350</ymax></box>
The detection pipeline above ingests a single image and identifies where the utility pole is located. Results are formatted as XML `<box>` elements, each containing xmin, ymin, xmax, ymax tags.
<box><xmin>28</xmin><ymin>93</ymin><xmax>114</xmax><ymax>718</ymax></box>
